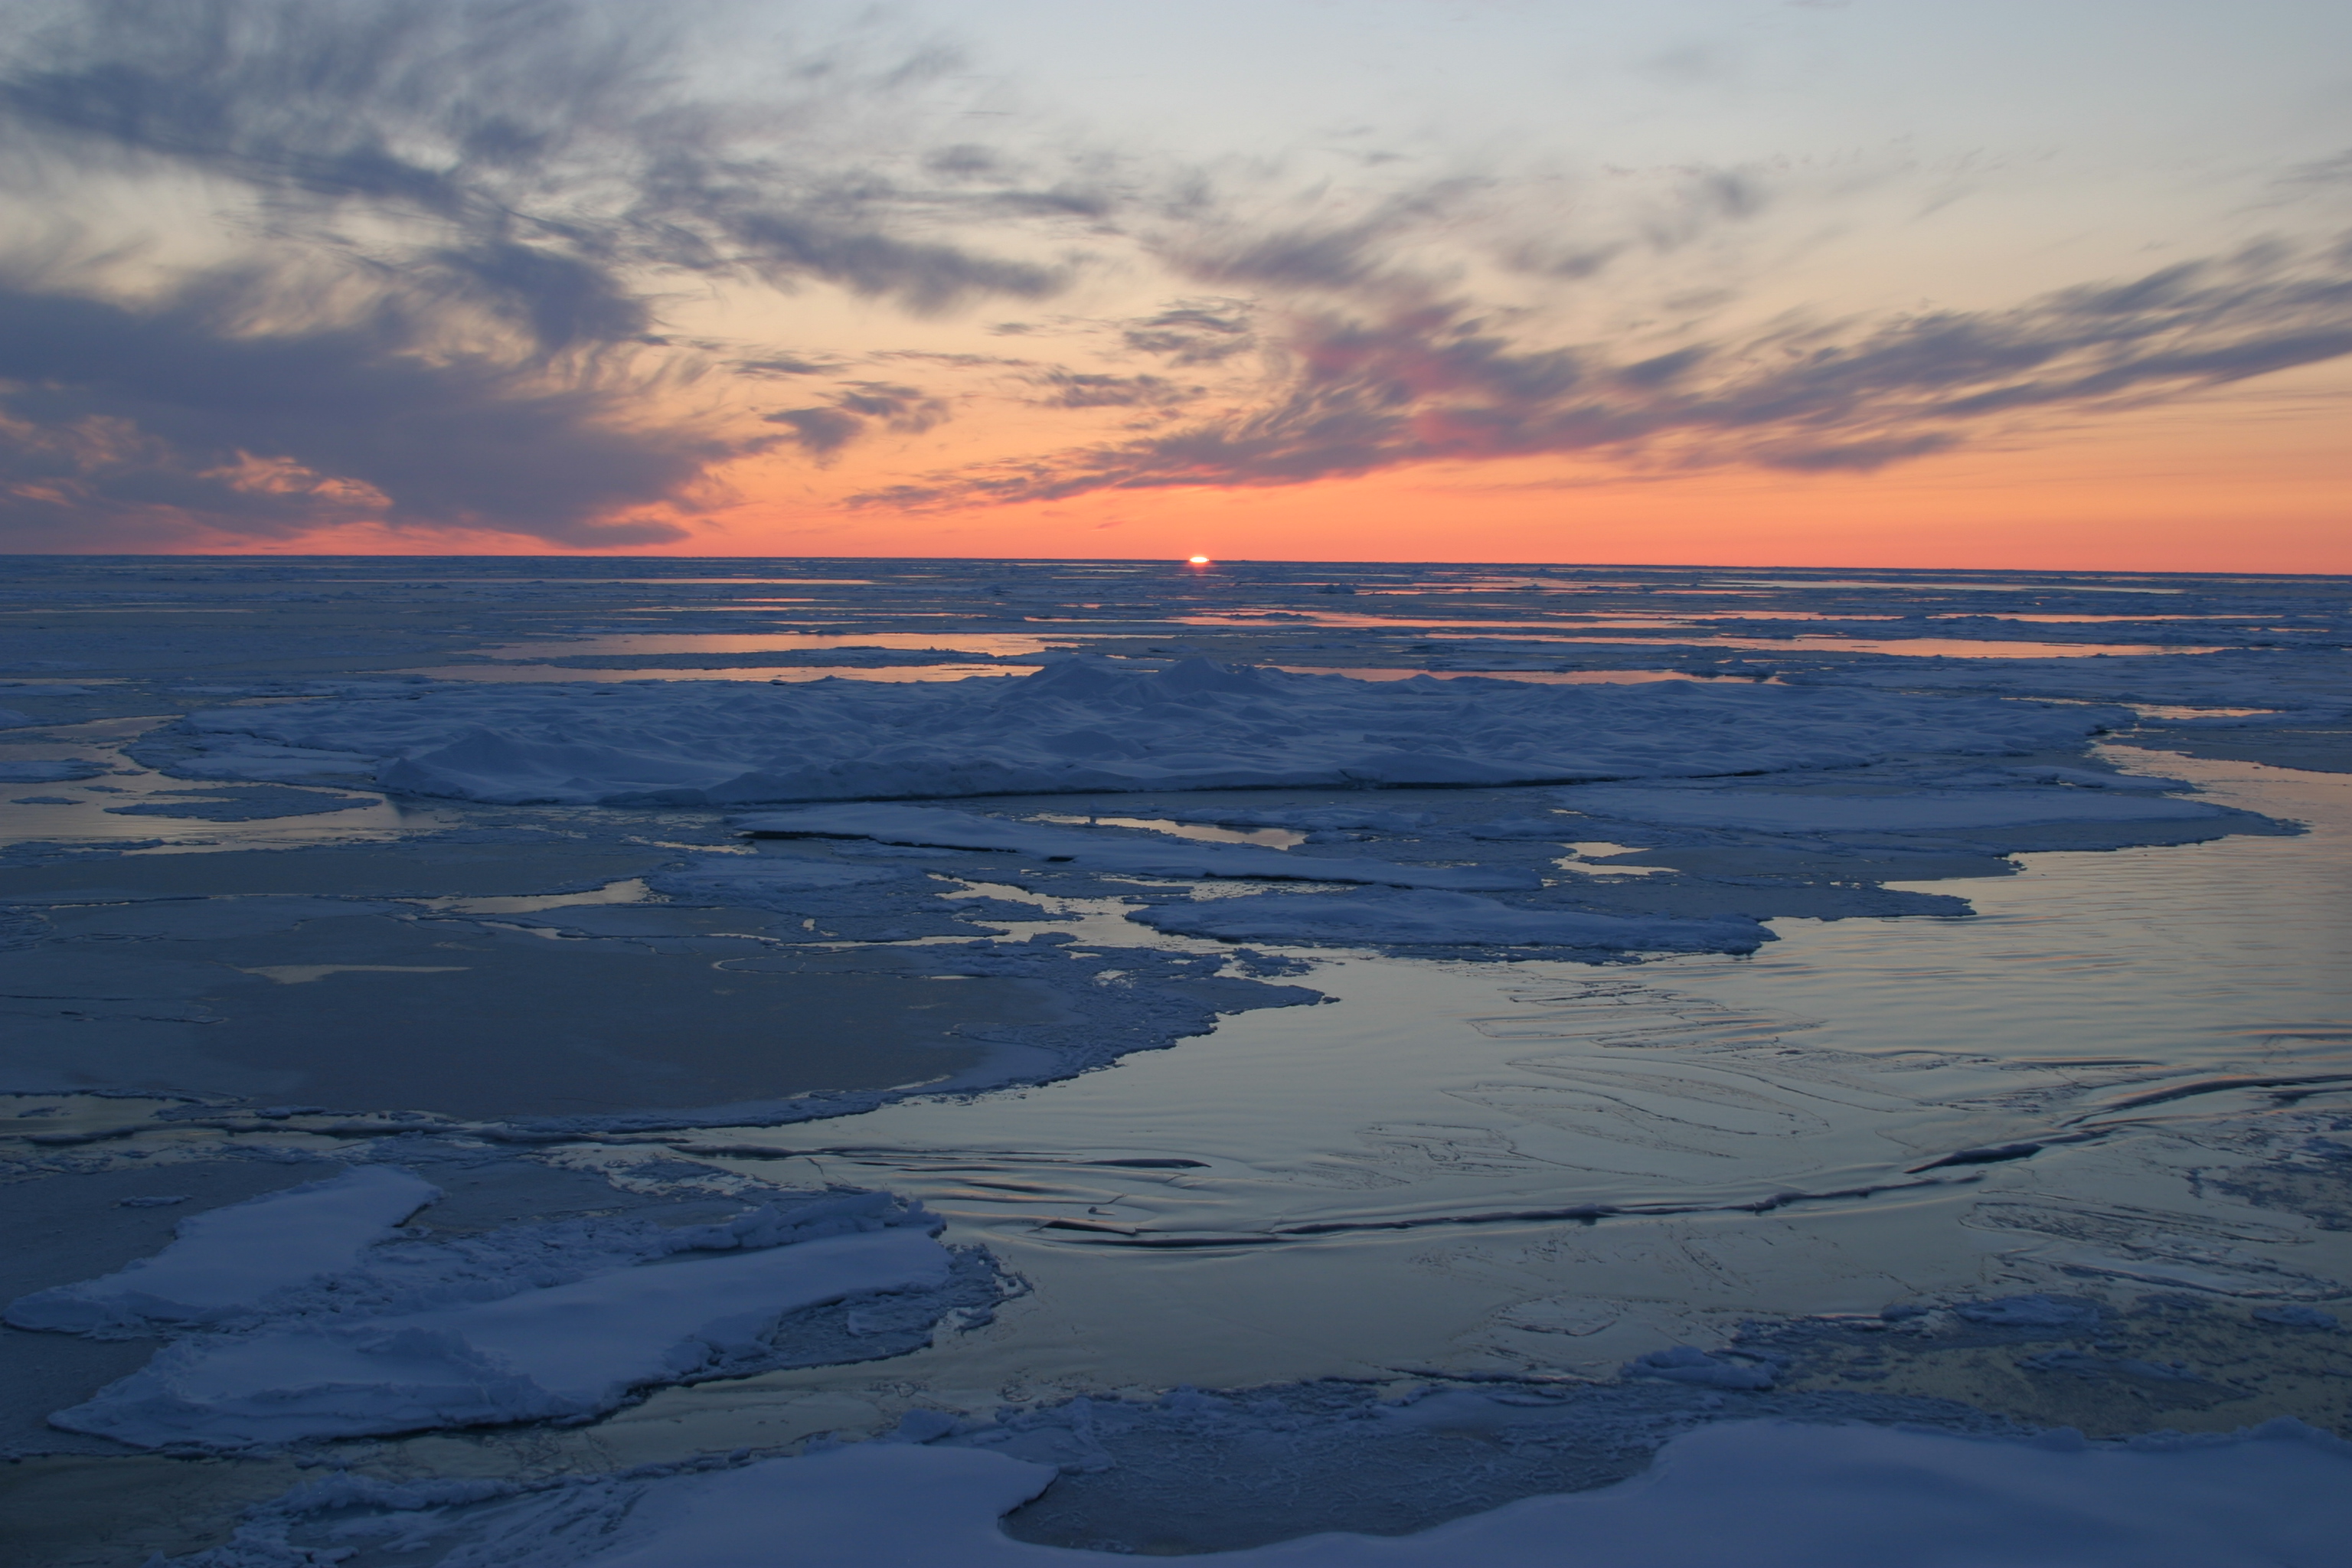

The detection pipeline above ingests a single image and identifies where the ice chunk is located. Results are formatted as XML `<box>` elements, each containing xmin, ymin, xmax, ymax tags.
<box><xmin>1129</xmin><ymin>887</ymin><xmax>1769</xmax><ymax>952</ymax></box>
<box><xmin>7</xmin><ymin>1166</ymin><xmax>439</xmax><ymax>1335</ymax></box>
<box><xmin>152</xmin><ymin>658</ymin><xmax>2122</xmax><ymax>806</ymax></box>
<box><xmin>1623</xmin><ymin>1345</ymin><xmax>1776</xmax><ymax>1389</ymax></box>
<box><xmin>737</xmin><ymin>805</ymin><xmax>1536</xmax><ymax>890</ymax></box>
<box><xmin>51</xmin><ymin>1227</ymin><xmax>952</xmax><ymax>1448</ymax></box>
<box><xmin>1560</xmin><ymin>786</ymin><xmax>2227</xmax><ymax>832</ymax></box>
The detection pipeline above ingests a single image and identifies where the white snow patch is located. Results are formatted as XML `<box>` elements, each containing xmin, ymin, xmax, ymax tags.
<box><xmin>1559</xmin><ymin>786</ymin><xmax>2228</xmax><ymax>833</ymax></box>
<box><xmin>737</xmin><ymin>805</ymin><xmax>1536</xmax><ymax>890</ymax></box>
<box><xmin>51</xmin><ymin>1227</ymin><xmax>951</xmax><ymax>1448</ymax></box>
<box><xmin>155</xmin><ymin>659</ymin><xmax>2120</xmax><ymax>806</ymax></box>
<box><xmin>6</xmin><ymin>1167</ymin><xmax>439</xmax><ymax>1335</ymax></box>
<box><xmin>1129</xmin><ymin>888</ymin><xmax>1769</xmax><ymax>952</ymax></box>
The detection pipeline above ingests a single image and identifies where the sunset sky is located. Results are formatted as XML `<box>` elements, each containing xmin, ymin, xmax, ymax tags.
<box><xmin>3</xmin><ymin>0</ymin><xmax>2349</xmax><ymax>569</ymax></box>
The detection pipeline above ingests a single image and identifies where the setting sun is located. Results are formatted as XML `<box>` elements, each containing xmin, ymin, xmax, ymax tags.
<box><xmin>1187</xmin><ymin>555</ymin><xmax>1210</xmax><ymax>565</ymax></box>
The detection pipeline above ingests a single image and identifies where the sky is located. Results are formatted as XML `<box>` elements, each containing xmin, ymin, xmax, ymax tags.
<box><xmin>2</xmin><ymin>0</ymin><xmax>2349</xmax><ymax>570</ymax></box>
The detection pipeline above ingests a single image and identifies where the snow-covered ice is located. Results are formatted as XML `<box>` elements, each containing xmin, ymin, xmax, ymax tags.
<box><xmin>1129</xmin><ymin>887</ymin><xmax>1771</xmax><ymax>952</ymax></box>
<box><xmin>6</xmin><ymin>1167</ymin><xmax>439</xmax><ymax>1336</ymax></box>
<box><xmin>52</xmin><ymin>1226</ymin><xmax>952</xmax><ymax>1448</ymax></box>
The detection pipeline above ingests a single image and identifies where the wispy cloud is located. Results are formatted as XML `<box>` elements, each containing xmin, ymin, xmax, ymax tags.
<box><xmin>0</xmin><ymin>0</ymin><xmax>1094</xmax><ymax>545</ymax></box>
<box><xmin>854</xmin><ymin>234</ymin><xmax>2352</xmax><ymax>508</ymax></box>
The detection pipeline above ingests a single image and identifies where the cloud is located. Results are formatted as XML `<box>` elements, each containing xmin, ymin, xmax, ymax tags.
<box><xmin>1120</xmin><ymin>302</ymin><xmax>1256</xmax><ymax>364</ymax></box>
<box><xmin>1027</xmin><ymin>371</ymin><xmax>1191</xmax><ymax>410</ymax></box>
<box><xmin>853</xmin><ymin>235</ymin><xmax>2352</xmax><ymax>508</ymax></box>
<box><xmin>765</xmin><ymin>381</ymin><xmax>950</xmax><ymax>459</ymax></box>
<box><xmin>0</xmin><ymin>0</ymin><xmax>1093</xmax><ymax>545</ymax></box>
<box><xmin>8</xmin><ymin>1</ymin><xmax>2348</xmax><ymax>544</ymax></box>
<box><xmin>0</xmin><ymin>273</ymin><xmax>727</xmax><ymax>546</ymax></box>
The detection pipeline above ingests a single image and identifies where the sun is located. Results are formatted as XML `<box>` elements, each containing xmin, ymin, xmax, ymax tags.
<box><xmin>1187</xmin><ymin>554</ymin><xmax>1211</xmax><ymax>565</ymax></box>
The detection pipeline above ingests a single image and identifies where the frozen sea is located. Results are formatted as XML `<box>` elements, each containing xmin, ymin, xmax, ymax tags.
<box><xmin>1</xmin><ymin>557</ymin><xmax>2348</xmax><ymax>1566</ymax></box>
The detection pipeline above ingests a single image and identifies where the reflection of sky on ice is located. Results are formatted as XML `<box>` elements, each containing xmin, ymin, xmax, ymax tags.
<box><xmin>639</xmin><ymin>756</ymin><xmax>2350</xmax><ymax>1396</ymax></box>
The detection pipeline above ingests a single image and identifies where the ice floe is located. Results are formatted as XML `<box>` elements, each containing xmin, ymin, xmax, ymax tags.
<box><xmin>53</xmin><ymin>1226</ymin><xmax>952</xmax><ymax>1448</ymax></box>
<box><xmin>21</xmin><ymin>1174</ymin><xmax>967</xmax><ymax>1450</ymax></box>
<box><xmin>6</xmin><ymin>1166</ymin><xmax>439</xmax><ymax>1336</ymax></box>
<box><xmin>148</xmin><ymin>659</ymin><xmax>2122</xmax><ymax>805</ymax></box>
<box><xmin>1129</xmin><ymin>887</ymin><xmax>1770</xmax><ymax>952</ymax></box>
<box><xmin>735</xmin><ymin>804</ymin><xmax>1535</xmax><ymax>889</ymax></box>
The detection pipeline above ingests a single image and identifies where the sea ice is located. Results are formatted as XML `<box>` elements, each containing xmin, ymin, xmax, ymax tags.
<box><xmin>1949</xmin><ymin>1295</ymin><xmax>2102</xmax><ymax>1330</ymax></box>
<box><xmin>149</xmin><ymin>659</ymin><xmax>2122</xmax><ymax>806</ymax></box>
<box><xmin>1557</xmin><ymin>786</ymin><xmax>2229</xmax><ymax>833</ymax></box>
<box><xmin>1622</xmin><ymin>1345</ymin><xmax>1777</xmax><ymax>1390</ymax></box>
<box><xmin>735</xmin><ymin>804</ymin><xmax>1535</xmax><ymax>890</ymax></box>
<box><xmin>5</xmin><ymin>1167</ymin><xmax>439</xmax><ymax>1336</ymax></box>
<box><xmin>648</xmin><ymin>856</ymin><xmax>911</xmax><ymax>897</ymax></box>
<box><xmin>51</xmin><ymin>1227</ymin><xmax>952</xmax><ymax>1448</ymax></box>
<box><xmin>161</xmin><ymin>1417</ymin><xmax>2352</xmax><ymax>1567</ymax></box>
<box><xmin>0</xmin><ymin>760</ymin><xmax>106</xmax><ymax>782</ymax></box>
<box><xmin>1128</xmin><ymin>887</ymin><xmax>1769</xmax><ymax>952</ymax></box>
<box><xmin>2252</xmin><ymin>1305</ymin><xmax>2340</xmax><ymax>1329</ymax></box>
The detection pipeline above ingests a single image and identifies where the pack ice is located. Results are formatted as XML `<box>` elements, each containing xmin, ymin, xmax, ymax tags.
<box><xmin>155</xmin><ymin>660</ymin><xmax>2120</xmax><ymax>805</ymax></box>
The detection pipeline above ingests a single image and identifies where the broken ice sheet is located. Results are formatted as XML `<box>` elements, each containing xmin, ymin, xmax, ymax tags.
<box><xmin>7</xmin><ymin>1166</ymin><xmax>438</xmax><ymax>1335</ymax></box>
<box><xmin>12</xmin><ymin>1169</ymin><xmax>984</xmax><ymax>1450</ymax></box>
